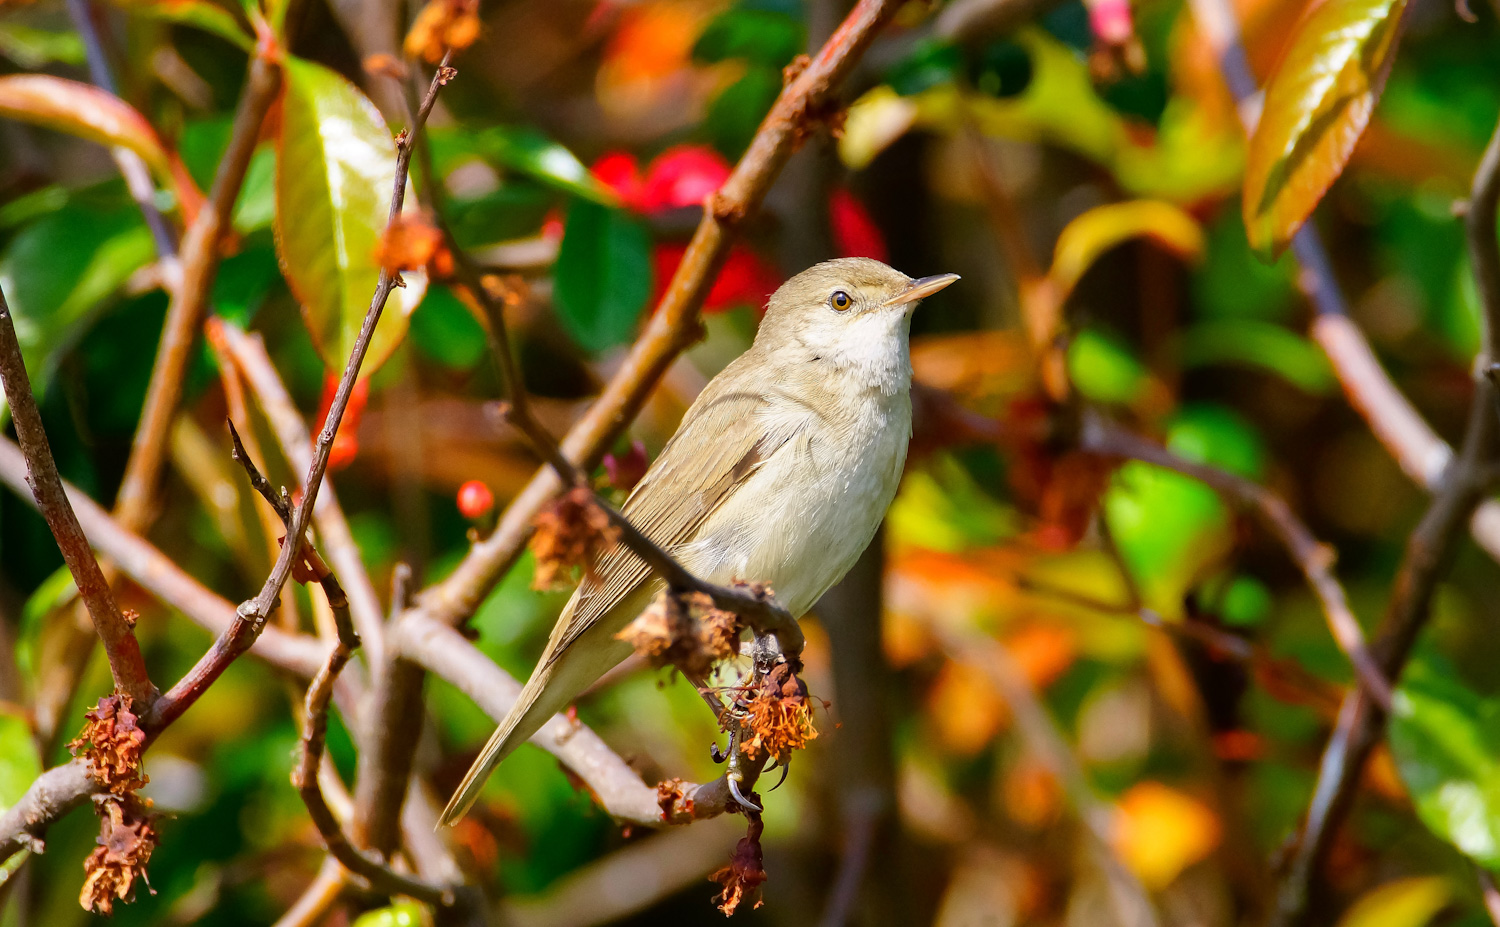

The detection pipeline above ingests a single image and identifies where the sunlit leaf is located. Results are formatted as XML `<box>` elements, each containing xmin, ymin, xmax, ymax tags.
<box><xmin>0</xmin><ymin>22</ymin><xmax>85</xmax><ymax>68</ymax></box>
<box><xmin>1068</xmin><ymin>328</ymin><xmax>1148</xmax><ymax>405</ymax></box>
<box><xmin>1335</xmin><ymin>876</ymin><xmax>1450</xmax><ymax>927</ymax></box>
<box><xmin>692</xmin><ymin>6</ymin><xmax>803</xmax><ymax>69</ymax></box>
<box><xmin>275</xmin><ymin>56</ymin><xmax>422</xmax><ymax>376</ymax></box>
<box><xmin>352</xmin><ymin>901</ymin><xmax>425</xmax><ymax>927</ymax></box>
<box><xmin>0</xmin><ymin>703</ymin><xmax>41</xmax><ymax>816</ymax></box>
<box><xmin>0</xmin><ymin>192</ymin><xmax>154</xmax><ymax>390</ymax></box>
<box><xmin>1051</xmin><ymin>200</ymin><xmax>1204</xmax><ymax>302</ymax></box>
<box><xmin>477</xmin><ymin>128</ymin><xmax>616</xmax><ymax>205</ymax></box>
<box><xmin>111</xmin><ymin>0</ymin><xmax>254</xmax><ymax>49</ymax></box>
<box><xmin>1242</xmin><ymin>0</ymin><xmax>1409</xmax><ymax>257</ymax></box>
<box><xmin>1178</xmin><ymin>319</ymin><xmax>1335</xmax><ymax>393</ymax></box>
<box><xmin>552</xmin><ymin>199</ymin><xmax>651</xmax><ymax>352</ymax></box>
<box><xmin>17</xmin><ymin>565</ymin><xmax>78</xmax><ymax>677</ymax></box>
<box><xmin>1389</xmin><ymin>657</ymin><xmax>1500</xmax><ymax>868</ymax></box>
<box><xmin>1111</xmin><ymin>782</ymin><xmax>1221</xmax><ymax>890</ymax></box>
<box><xmin>0</xmin><ymin>75</ymin><xmax>172</xmax><ymax>176</ymax></box>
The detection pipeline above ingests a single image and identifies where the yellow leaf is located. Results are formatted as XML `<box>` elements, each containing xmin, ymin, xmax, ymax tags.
<box><xmin>1111</xmin><ymin>782</ymin><xmax>1221</xmax><ymax>889</ymax></box>
<box><xmin>1335</xmin><ymin>877</ymin><xmax>1450</xmax><ymax>927</ymax></box>
<box><xmin>1050</xmin><ymin>200</ymin><xmax>1204</xmax><ymax>304</ymax></box>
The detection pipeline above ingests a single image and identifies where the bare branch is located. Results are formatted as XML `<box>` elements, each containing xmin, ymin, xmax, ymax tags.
<box><xmin>414</xmin><ymin>0</ymin><xmax>905</xmax><ymax>631</ymax></box>
<box><xmin>0</xmin><ymin>287</ymin><xmax>154</xmax><ymax>705</ymax></box>
<box><xmin>0</xmin><ymin>759</ymin><xmax>97</xmax><ymax>863</ymax></box>
<box><xmin>292</xmin><ymin>636</ymin><xmax>452</xmax><ymax>907</ymax></box>
<box><xmin>1081</xmin><ymin>414</ymin><xmax>1391</xmax><ymax>709</ymax></box>
<box><xmin>112</xmin><ymin>57</ymin><xmax>282</xmax><ymax>531</ymax></box>
<box><xmin>210</xmin><ymin>321</ymin><xmax>386</xmax><ymax>666</ymax></box>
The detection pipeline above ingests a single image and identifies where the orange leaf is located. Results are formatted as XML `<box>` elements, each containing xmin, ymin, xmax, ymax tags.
<box><xmin>1242</xmin><ymin>0</ymin><xmax>1408</xmax><ymax>257</ymax></box>
<box><xmin>1111</xmin><ymin>782</ymin><xmax>1221</xmax><ymax>889</ymax></box>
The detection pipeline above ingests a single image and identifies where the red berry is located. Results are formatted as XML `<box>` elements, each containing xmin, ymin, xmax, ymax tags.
<box><xmin>639</xmin><ymin>145</ymin><xmax>730</xmax><ymax>213</ymax></box>
<box><xmin>457</xmin><ymin>480</ymin><xmax>495</xmax><ymax>519</ymax></box>
<box><xmin>315</xmin><ymin>373</ymin><xmax>368</xmax><ymax>473</ymax></box>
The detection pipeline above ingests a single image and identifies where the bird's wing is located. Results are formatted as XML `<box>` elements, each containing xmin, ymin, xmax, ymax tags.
<box><xmin>542</xmin><ymin>367</ymin><xmax>789</xmax><ymax>665</ymax></box>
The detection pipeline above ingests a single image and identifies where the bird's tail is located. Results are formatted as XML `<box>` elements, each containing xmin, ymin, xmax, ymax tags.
<box><xmin>438</xmin><ymin>609</ymin><xmax>639</xmax><ymax>827</ymax></box>
<box><xmin>438</xmin><ymin>663</ymin><xmax>557</xmax><ymax>826</ymax></box>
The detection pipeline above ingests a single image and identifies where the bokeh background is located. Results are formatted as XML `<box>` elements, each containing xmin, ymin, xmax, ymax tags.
<box><xmin>2</xmin><ymin>0</ymin><xmax>1500</xmax><ymax>924</ymax></box>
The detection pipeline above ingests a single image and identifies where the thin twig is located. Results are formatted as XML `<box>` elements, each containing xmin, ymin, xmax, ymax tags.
<box><xmin>293</xmin><ymin>639</ymin><xmax>452</xmax><ymax>907</ymax></box>
<box><xmin>413</xmin><ymin>0</ymin><xmax>904</xmax><ymax>631</ymax></box>
<box><xmin>269</xmin><ymin>858</ymin><xmax>347</xmax><ymax>927</ymax></box>
<box><xmin>210</xmin><ymin>320</ymin><xmax>387</xmax><ymax>666</ymax></box>
<box><xmin>0</xmin><ymin>287</ymin><xmax>154</xmax><ymax>706</ymax></box>
<box><xmin>0</xmin><ymin>438</ymin><xmax>327</xmax><ymax>681</ymax></box>
<box><xmin>239</xmin><ymin>53</ymin><xmax>453</xmax><ymax>632</ymax></box>
<box><xmin>113</xmin><ymin>56</ymin><xmax>281</xmax><ymax>531</ymax></box>
<box><xmin>1081</xmin><ymin>415</ymin><xmax>1392</xmax><ymax>709</ymax></box>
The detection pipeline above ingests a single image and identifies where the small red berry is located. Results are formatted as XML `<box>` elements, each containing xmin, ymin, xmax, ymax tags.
<box><xmin>457</xmin><ymin>480</ymin><xmax>495</xmax><ymax>519</ymax></box>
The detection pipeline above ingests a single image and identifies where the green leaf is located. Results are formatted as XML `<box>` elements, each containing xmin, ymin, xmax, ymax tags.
<box><xmin>0</xmin><ymin>191</ymin><xmax>155</xmax><ymax>391</ymax></box>
<box><xmin>0</xmin><ymin>22</ymin><xmax>85</xmax><ymax>69</ymax></box>
<box><xmin>0</xmin><ymin>704</ymin><xmax>41</xmax><ymax>817</ymax></box>
<box><xmin>18</xmin><ymin>564</ymin><xmax>79</xmax><ymax>676</ymax></box>
<box><xmin>1242</xmin><ymin>0</ymin><xmax>1408</xmax><ymax>258</ymax></box>
<box><xmin>1178</xmin><ymin>320</ymin><xmax>1335</xmax><ymax>394</ymax></box>
<box><xmin>111</xmin><ymin>0</ymin><xmax>254</xmax><ymax>49</ymax></box>
<box><xmin>445</xmin><ymin>127</ymin><xmax>614</xmax><ymax>205</ymax></box>
<box><xmin>1390</xmin><ymin>657</ymin><xmax>1500</xmax><ymax>868</ymax></box>
<box><xmin>705</xmin><ymin>65</ymin><xmax>783</xmax><ymax>158</ymax></box>
<box><xmin>552</xmin><ymin>199</ymin><xmax>651</xmax><ymax>353</ymax></box>
<box><xmin>352</xmin><ymin>902</ymin><xmax>425</xmax><ymax>927</ymax></box>
<box><xmin>887</xmin><ymin>40</ymin><xmax>963</xmax><ymax>97</ymax></box>
<box><xmin>411</xmin><ymin>286</ymin><xmax>488</xmax><ymax>370</ymax></box>
<box><xmin>1068</xmin><ymin>328</ymin><xmax>1148</xmax><ymax>405</ymax></box>
<box><xmin>693</xmin><ymin>7</ymin><xmax>805</xmax><ymax>69</ymax></box>
<box><xmin>1334</xmin><ymin>877</ymin><xmax>1450</xmax><ymax>927</ymax></box>
<box><xmin>275</xmin><ymin>56</ymin><xmax>421</xmax><ymax>376</ymax></box>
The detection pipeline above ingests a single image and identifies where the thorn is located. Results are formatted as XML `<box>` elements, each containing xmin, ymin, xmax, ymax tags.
<box><xmin>768</xmin><ymin>761</ymin><xmax>789</xmax><ymax>792</ymax></box>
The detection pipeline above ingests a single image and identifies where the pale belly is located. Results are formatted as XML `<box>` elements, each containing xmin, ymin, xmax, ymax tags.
<box><xmin>675</xmin><ymin>391</ymin><xmax>911</xmax><ymax>617</ymax></box>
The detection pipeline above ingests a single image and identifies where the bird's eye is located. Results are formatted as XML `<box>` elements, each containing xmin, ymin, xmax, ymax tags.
<box><xmin>830</xmin><ymin>290</ymin><xmax>852</xmax><ymax>311</ymax></box>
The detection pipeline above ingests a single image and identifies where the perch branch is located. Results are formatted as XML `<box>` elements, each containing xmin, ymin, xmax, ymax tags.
<box><xmin>414</xmin><ymin>0</ymin><xmax>904</xmax><ymax>630</ymax></box>
<box><xmin>0</xmin><ymin>287</ymin><xmax>154</xmax><ymax>706</ymax></box>
<box><xmin>394</xmin><ymin>613</ymin><xmax>761</xmax><ymax>826</ymax></box>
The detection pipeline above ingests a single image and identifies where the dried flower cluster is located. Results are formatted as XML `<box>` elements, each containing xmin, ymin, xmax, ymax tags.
<box><xmin>79</xmin><ymin>796</ymin><xmax>158</xmax><ymax>916</ymax></box>
<box><xmin>530</xmin><ymin>486</ymin><xmax>619</xmax><ymax>590</ymax></box>
<box><xmin>740</xmin><ymin>662</ymin><xmax>818</xmax><ymax>761</ymax></box>
<box><xmin>616</xmin><ymin>589</ymin><xmax>743</xmax><ymax>678</ymax></box>
<box><xmin>403</xmin><ymin>0</ymin><xmax>480</xmax><ymax>63</ymax></box>
<box><xmin>709</xmin><ymin>814</ymin><xmax>767</xmax><ymax>916</ymax></box>
<box><xmin>655</xmin><ymin>777</ymin><xmax>694</xmax><ymax>822</ymax></box>
<box><xmin>373</xmin><ymin>214</ymin><xmax>453</xmax><ymax>278</ymax></box>
<box><xmin>69</xmin><ymin>696</ymin><xmax>148</xmax><ymax>795</ymax></box>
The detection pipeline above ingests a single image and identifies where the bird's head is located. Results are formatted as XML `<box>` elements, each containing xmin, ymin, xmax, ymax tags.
<box><xmin>755</xmin><ymin>257</ymin><xmax>959</xmax><ymax>388</ymax></box>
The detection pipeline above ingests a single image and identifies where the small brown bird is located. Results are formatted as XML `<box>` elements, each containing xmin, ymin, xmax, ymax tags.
<box><xmin>440</xmin><ymin>257</ymin><xmax>958</xmax><ymax>825</ymax></box>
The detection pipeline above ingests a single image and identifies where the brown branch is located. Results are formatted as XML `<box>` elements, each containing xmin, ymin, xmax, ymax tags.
<box><xmin>1081</xmin><ymin>414</ymin><xmax>1392</xmax><ymax>709</ymax></box>
<box><xmin>0</xmin><ymin>287</ymin><xmax>154</xmax><ymax>706</ymax></box>
<box><xmin>210</xmin><ymin>321</ymin><xmax>387</xmax><ymax>665</ymax></box>
<box><xmin>239</xmin><ymin>54</ymin><xmax>452</xmax><ymax>633</ymax></box>
<box><xmin>1269</xmin><ymin>114</ymin><xmax>1500</xmax><ymax>927</ymax></box>
<box><xmin>114</xmin><ymin>56</ymin><xmax>281</xmax><ymax>531</ymax></box>
<box><xmin>292</xmin><ymin>638</ymin><xmax>452</xmax><ymax>907</ymax></box>
<box><xmin>270</xmin><ymin>858</ymin><xmax>347</xmax><ymax>927</ymax></box>
<box><xmin>394</xmin><ymin>612</ymin><xmax>757</xmax><ymax>826</ymax></box>
<box><xmin>0</xmin><ymin>438</ymin><xmax>326</xmax><ymax>680</ymax></box>
<box><xmin>414</xmin><ymin>0</ymin><xmax>903</xmax><ymax>631</ymax></box>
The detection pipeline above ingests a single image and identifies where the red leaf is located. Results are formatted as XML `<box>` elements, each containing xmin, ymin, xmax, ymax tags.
<box><xmin>829</xmin><ymin>187</ymin><xmax>888</xmax><ymax>263</ymax></box>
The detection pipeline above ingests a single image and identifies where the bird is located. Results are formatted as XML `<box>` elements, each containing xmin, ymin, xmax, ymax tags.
<box><xmin>439</xmin><ymin>257</ymin><xmax>958</xmax><ymax>825</ymax></box>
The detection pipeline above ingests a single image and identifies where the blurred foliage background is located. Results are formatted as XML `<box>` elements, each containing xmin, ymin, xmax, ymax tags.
<box><xmin>1</xmin><ymin>0</ymin><xmax>1500</xmax><ymax>923</ymax></box>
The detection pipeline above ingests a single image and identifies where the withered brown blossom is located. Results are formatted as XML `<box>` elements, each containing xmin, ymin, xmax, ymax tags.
<box><xmin>739</xmin><ymin>662</ymin><xmax>818</xmax><ymax>761</ymax></box>
<box><xmin>709</xmin><ymin>814</ymin><xmax>766</xmax><ymax>916</ymax></box>
<box><xmin>616</xmin><ymin>589</ymin><xmax>743</xmax><ymax>678</ymax></box>
<box><xmin>530</xmin><ymin>486</ymin><xmax>619</xmax><ymax>590</ymax></box>
<box><xmin>70</xmin><ymin>696</ymin><xmax>149</xmax><ymax>795</ymax></box>
<box><xmin>656</xmin><ymin>777</ymin><xmax>695</xmax><ymax>822</ymax></box>
<box><xmin>403</xmin><ymin>0</ymin><xmax>481</xmax><ymax>63</ymax></box>
<box><xmin>79</xmin><ymin>796</ymin><xmax>158</xmax><ymax>915</ymax></box>
<box><xmin>372</xmin><ymin>214</ymin><xmax>454</xmax><ymax>278</ymax></box>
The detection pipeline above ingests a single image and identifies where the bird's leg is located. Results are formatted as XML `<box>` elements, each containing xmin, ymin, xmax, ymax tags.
<box><xmin>725</xmin><ymin>721</ymin><xmax>762</xmax><ymax>813</ymax></box>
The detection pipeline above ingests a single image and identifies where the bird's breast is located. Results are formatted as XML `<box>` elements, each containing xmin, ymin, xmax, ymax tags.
<box><xmin>677</xmin><ymin>386</ymin><xmax>912</xmax><ymax>617</ymax></box>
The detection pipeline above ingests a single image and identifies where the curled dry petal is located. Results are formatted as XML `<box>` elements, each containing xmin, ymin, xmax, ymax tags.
<box><xmin>69</xmin><ymin>696</ymin><xmax>149</xmax><ymax>796</ymax></box>
<box><xmin>709</xmin><ymin>815</ymin><xmax>767</xmax><ymax>915</ymax></box>
<box><xmin>79</xmin><ymin>796</ymin><xmax>158</xmax><ymax>915</ymax></box>
<box><xmin>616</xmin><ymin>589</ymin><xmax>743</xmax><ymax>678</ymax></box>
<box><xmin>530</xmin><ymin>486</ymin><xmax>619</xmax><ymax>590</ymax></box>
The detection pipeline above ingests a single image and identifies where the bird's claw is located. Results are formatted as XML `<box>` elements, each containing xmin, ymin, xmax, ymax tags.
<box><xmin>768</xmin><ymin>757</ymin><xmax>790</xmax><ymax>792</ymax></box>
<box><xmin>728</xmin><ymin>775</ymin><xmax>761</xmax><ymax>813</ymax></box>
<box><xmin>710</xmin><ymin>741</ymin><xmax>728</xmax><ymax>763</ymax></box>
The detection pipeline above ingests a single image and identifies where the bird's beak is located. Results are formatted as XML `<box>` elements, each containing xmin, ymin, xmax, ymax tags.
<box><xmin>884</xmin><ymin>273</ymin><xmax>960</xmax><ymax>308</ymax></box>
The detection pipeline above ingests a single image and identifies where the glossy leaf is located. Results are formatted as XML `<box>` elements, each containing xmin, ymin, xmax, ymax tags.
<box><xmin>275</xmin><ymin>56</ymin><xmax>422</xmax><ymax>376</ymax></box>
<box><xmin>0</xmin><ymin>75</ymin><xmax>173</xmax><ymax>176</ymax></box>
<box><xmin>552</xmin><ymin>199</ymin><xmax>651</xmax><ymax>353</ymax></box>
<box><xmin>1050</xmin><ymin>200</ymin><xmax>1204</xmax><ymax>302</ymax></box>
<box><xmin>112</xmin><ymin>0</ymin><xmax>253</xmax><ymax>49</ymax></box>
<box><xmin>435</xmin><ymin>127</ymin><xmax>615</xmax><ymax>205</ymax></box>
<box><xmin>1178</xmin><ymin>320</ymin><xmax>1335</xmax><ymax>393</ymax></box>
<box><xmin>692</xmin><ymin>7</ymin><xmax>804</xmax><ymax>69</ymax></box>
<box><xmin>1242</xmin><ymin>0</ymin><xmax>1408</xmax><ymax>257</ymax></box>
<box><xmin>0</xmin><ymin>703</ymin><xmax>41</xmax><ymax>816</ymax></box>
<box><xmin>1389</xmin><ymin>658</ymin><xmax>1500</xmax><ymax>868</ymax></box>
<box><xmin>0</xmin><ymin>23</ymin><xmax>85</xmax><ymax>68</ymax></box>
